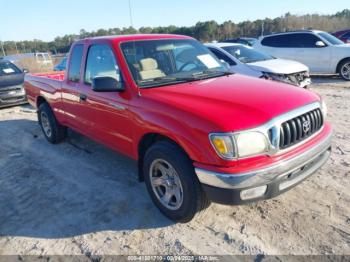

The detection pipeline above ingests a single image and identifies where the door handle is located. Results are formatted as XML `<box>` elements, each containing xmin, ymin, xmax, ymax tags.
<box><xmin>79</xmin><ymin>93</ymin><xmax>87</xmax><ymax>102</ymax></box>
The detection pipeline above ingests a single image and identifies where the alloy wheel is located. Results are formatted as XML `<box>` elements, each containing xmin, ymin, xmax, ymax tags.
<box><xmin>149</xmin><ymin>159</ymin><xmax>184</xmax><ymax>210</ymax></box>
<box><xmin>341</xmin><ymin>62</ymin><xmax>350</xmax><ymax>80</ymax></box>
<box><xmin>40</xmin><ymin>111</ymin><xmax>52</xmax><ymax>138</ymax></box>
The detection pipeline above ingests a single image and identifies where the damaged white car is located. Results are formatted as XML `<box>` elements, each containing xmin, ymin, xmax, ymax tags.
<box><xmin>206</xmin><ymin>42</ymin><xmax>311</xmax><ymax>88</ymax></box>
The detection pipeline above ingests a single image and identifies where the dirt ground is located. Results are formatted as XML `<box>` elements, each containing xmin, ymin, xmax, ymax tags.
<box><xmin>0</xmin><ymin>77</ymin><xmax>349</xmax><ymax>257</ymax></box>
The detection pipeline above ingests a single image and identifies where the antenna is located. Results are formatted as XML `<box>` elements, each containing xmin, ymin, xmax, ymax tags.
<box><xmin>128</xmin><ymin>0</ymin><xmax>134</xmax><ymax>28</ymax></box>
<box><xmin>128</xmin><ymin>0</ymin><xmax>141</xmax><ymax>96</ymax></box>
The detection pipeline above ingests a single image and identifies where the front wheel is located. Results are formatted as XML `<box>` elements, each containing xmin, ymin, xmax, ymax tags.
<box><xmin>339</xmin><ymin>59</ymin><xmax>350</xmax><ymax>81</ymax></box>
<box><xmin>143</xmin><ymin>141</ymin><xmax>210</xmax><ymax>222</ymax></box>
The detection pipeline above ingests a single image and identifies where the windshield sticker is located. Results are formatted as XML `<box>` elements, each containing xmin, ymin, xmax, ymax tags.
<box><xmin>3</xmin><ymin>68</ymin><xmax>15</xmax><ymax>74</ymax></box>
<box><xmin>197</xmin><ymin>54</ymin><xmax>221</xmax><ymax>69</ymax></box>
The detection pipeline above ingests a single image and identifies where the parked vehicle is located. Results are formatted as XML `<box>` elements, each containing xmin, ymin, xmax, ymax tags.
<box><xmin>222</xmin><ymin>37</ymin><xmax>257</xmax><ymax>46</ymax></box>
<box><xmin>254</xmin><ymin>30</ymin><xmax>350</xmax><ymax>80</ymax></box>
<box><xmin>333</xmin><ymin>29</ymin><xmax>350</xmax><ymax>43</ymax></box>
<box><xmin>3</xmin><ymin>52</ymin><xmax>53</xmax><ymax>66</ymax></box>
<box><xmin>24</xmin><ymin>34</ymin><xmax>332</xmax><ymax>222</ymax></box>
<box><xmin>0</xmin><ymin>59</ymin><xmax>27</xmax><ymax>108</ymax></box>
<box><xmin>206</xmin><ymin>42</ymin><xmax>311</xmax><ymax>88</ymax></box>
<box><xmin>54</xmin><ymin>57</ymin><xmax>67</xmax><ymax>71</ymax></box>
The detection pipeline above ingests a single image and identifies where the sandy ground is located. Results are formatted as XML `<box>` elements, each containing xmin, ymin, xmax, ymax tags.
<box><xmin>0</xmin><ymin>77</ymin><xmax>349</xmax><ymax>257</ymax></box>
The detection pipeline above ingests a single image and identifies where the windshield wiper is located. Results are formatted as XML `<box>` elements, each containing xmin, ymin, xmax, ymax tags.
<box><xmin>192</xmin><ymin>69</ymin><xmax>233</xmax><ymax>79</ymax></box>
<box><xmin>139</xmin><ymin>76</ymin><xmax>198</xmax><ymax>88</ymax></box>
<box><xmin>139</xmin><ymin>71</ymin><xmax>233</xmax><ymax>88</ymax></box>
<box><xmin>152</xmin><ymin>76</ymin><xmax>197</xmax><ymax>82</ymax></box>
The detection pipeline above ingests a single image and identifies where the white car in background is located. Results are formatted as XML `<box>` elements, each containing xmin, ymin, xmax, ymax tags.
<box><xmin>206</xmin><ymin>42</ymin><xmax>311</xmax><ymax>88</ymax></box>
<box><xmin>253</xmin><ymin>30</ymin><xmax>350</xmax><ymax>81</ymax></box>
<box><xmin>3</xmin><ymin>53</ymin><xmax>53</xmax><ymax>66</ymax></box>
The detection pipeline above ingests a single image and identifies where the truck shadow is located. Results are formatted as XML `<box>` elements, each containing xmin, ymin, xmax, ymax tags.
<box><xmin>0</xmin><ymin>116</ymin><xmax>173</xmax><ymax>239</ymax></box>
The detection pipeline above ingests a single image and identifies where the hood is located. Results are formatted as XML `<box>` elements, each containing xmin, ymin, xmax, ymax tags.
<box><xmin>141</xmin><ymin>74</ymin><xmax>320</xmax><ymax>132</ymax></box>
<box><xmin>247</xmin><ymin>58</ymin><xmax>309</xmax><ymax>75</ymax></box>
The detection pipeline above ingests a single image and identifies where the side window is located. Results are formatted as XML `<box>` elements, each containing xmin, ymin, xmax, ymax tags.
<box><xmin>209</xmin><ymin>48</ymin><xmax>236</xmax><ymax>66</ymax></box>
<box><xmin>84</xmin><ymin>44</ymin><xmax>122</xmax><ymax>85</ymax></box>
<box><xmin>262</xmin><ymin>33</ymin><xmax>321</xmax><ymax>48</ymax></box>
<box><xmin>261</xmin><ymin>35</ymin><xmax>291</xmax><ymax>47</ymax></box>
<box><xmin>294</xmin><ymin>33</ymin><xmax>321</xmax><ymax>48</ymax></box>
<box><xmin>68</xmin><ymin>45</ymin><xmax>84</xmax><ymax>82</ymax></box>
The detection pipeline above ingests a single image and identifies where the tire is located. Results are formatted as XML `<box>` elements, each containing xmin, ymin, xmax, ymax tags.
<box><xmin>339</xmin><ymin>59</ymin><xmax>350</xmax><ymax>81</ymax></box>
<box><xmin>143</xmin><ymin>141</ymin><xmax>210</xmax><ymax>223</ymax></box>
<box><xmin>38</xmin><ymin>102</ymin><xmax>67</xmax><ymax>144</ymax></box>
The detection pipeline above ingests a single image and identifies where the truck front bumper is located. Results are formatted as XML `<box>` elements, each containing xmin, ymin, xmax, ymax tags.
<box><xmin>0</xmin><ymin>85</ymin><xmax>27</xmax><ymax>108</ymax></box>
<box><xmin>195</xmin><ymin>131</ymin><xmax>332</xmax><ymax>205</ymax></box>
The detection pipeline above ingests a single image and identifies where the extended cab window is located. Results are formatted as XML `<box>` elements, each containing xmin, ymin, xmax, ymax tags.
<box><xmin>68</xmin><ymin>45</ymin><xmax>84</xmax><ymax>82</ymax></box>
<box><xmin>84</xmin><ymin>44</ymin><xmax>121</xmax><ymax>85</ymax></box>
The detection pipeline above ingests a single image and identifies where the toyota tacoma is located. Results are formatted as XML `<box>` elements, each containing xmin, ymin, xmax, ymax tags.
<box><xmin>24</xmin><ymin>34</ymin><xmax>332</xmax><ymax>222</ymax></box>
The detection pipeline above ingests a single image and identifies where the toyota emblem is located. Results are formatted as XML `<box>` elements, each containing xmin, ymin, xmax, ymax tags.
<box><xmin>303</xmin><ymin>120</ymin><xmax>311</xmax><ymax>133</ymax></box>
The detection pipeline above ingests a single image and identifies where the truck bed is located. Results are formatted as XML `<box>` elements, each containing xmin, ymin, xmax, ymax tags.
<box><xmin>30</xmin><ymin>72</ymin><xmax>65</xmax><ymax>81</ymax></box>
<box><xmin>24</xmin><ymin>72</ymin><xmax>65</xmax><ymax>108</ymax></box>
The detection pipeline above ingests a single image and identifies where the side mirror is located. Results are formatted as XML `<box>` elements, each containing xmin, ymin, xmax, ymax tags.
<box><xmin>92</xmin><ymin>76</ymin><xmax>124</xmax><ymax>92</ymax></box>
<box><xmin>315</xmin><ymin>41</ymin><xmax>326</xmax><ymax>47</ymax></box>
<box><xmin>23</xmin><ymin>68</ymin><xmax>29</xmax><ymax>73</ymax></box>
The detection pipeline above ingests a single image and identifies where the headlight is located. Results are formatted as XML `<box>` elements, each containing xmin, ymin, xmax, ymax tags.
<box><xmin>261</xmin><ymin>72</ymin><xmax>284</xmax><ymax>82</ymax></box>
<box><xmin>209</xmin><ymin>134</ymin><xmax>236</xmax><ymax>159</ymax></box>
<box><xmin>321</xmin><ymin>100</ymin><xmax>327</xmax><ymax>119</ymax></box>
<box><xmin>234</xmin><ymin>131</ymin><xmax>269</xmax><ymax>158</ymax></box>
<box><xmin>209</xmin><ymin>131</ymin><xmax>269</xmax><ymax>160</ymax></box>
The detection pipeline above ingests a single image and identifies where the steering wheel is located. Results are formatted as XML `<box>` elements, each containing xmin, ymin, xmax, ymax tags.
<box><xmin>179</xmin><ymin>61</ymin><xmax>198</xmax><ymax>72</ymax></box>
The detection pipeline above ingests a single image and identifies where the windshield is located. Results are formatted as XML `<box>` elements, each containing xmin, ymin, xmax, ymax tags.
<box><xmin>0</xmin><ymin>62</ymin><xmax>22</xmax><ymax>76</ymax></box>
<box><xmin>222</xmin><ymin>45</ymin><xmax>274</xmax><ymax>63</ymax></box>
<box><xmin>121</xmin><ymin>39</ymin><xmax>230</xmax><ymax>88</ymax></box>
<box><xmin>318</xmin><ymin>32</ymin><xmax>344</xmax><ymax>45</ymax></box>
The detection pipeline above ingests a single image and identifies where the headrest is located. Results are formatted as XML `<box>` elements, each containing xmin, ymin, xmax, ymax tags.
<box><xmin>139</xmin><ymin>58</ymin><xmax>158</xmax><ymax>71</ymax></box>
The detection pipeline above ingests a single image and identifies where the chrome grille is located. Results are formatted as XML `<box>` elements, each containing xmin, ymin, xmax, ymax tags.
<box><xmin>279</xmin><ymin>108</ymin><xmax>324</xmax><ymax>149</ymax></box>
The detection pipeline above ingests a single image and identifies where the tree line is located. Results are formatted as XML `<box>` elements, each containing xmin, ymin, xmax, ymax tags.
<box><xmin>1</xmin><ymin>9</ymin><xmax>350</xmax><ymax>56</ymax></box>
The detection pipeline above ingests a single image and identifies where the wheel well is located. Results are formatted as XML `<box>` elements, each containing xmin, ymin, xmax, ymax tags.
<box><xmin>137</xmin><ymin>133</ymin><xmax>186</xmax><ymax>182</ymax></box>
<box><xmin>336</xmin><ymin>57</ymin><xmax>350</xmax><ymax>73</ymax></box>
<box><xmin>36</xmin><ymin>96</ymin><xmax>47</xmax><ymax>108</ymax></box>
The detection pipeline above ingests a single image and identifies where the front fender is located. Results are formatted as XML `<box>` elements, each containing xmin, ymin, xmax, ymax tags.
<box><xmin>130</xmin><ymin>104</ymin><xmax>221</xmax><ymax>165</ymax></box>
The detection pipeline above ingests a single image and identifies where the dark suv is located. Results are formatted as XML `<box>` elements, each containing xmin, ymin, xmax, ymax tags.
<box><xmin>0</xmin><ymin>59</ymin><xmax>27</xmax><ymax>108</ymax></box>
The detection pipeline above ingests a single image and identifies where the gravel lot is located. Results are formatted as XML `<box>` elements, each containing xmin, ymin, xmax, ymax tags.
<box><xmin>0</xmin><ymin>77</ymin><xmax>349</xmax><ymax>256</ymax></box>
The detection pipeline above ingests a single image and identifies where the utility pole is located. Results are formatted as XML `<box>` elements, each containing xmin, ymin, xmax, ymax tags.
<box><xmin>14</xmin><ymin>42</ymin><xmax>19</xmax><ymax>54</ymax></box>
<box><xmin>261</xmin><ymin>21</ymin><xmax>265</xmax><ymax>36</ymax></box>
<box><xmin>0</xmin><ymin>40</ymin><xmax>5</xmax><ymax>57</ymax></box>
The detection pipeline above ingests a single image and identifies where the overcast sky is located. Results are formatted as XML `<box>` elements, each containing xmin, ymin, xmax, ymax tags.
<box><xmin>1</xmin><ymin>0</ymin><xmax>349</xmax><ymax>41</ymax></box>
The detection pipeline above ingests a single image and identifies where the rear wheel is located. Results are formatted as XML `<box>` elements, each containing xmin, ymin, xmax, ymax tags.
<box><xmin>143</xmin><ymin>141</ymin><xmax>210</xmax><ymax>222</ymax></box>
<box><xmin>38</xmin><ymin>103</ymin><xmax>67</xmax><ymax>144</ymax></box>
<box><xmin>339</xmin><ymin>59</ymin><xmax>350</xmax><ymax>81</ymax></box>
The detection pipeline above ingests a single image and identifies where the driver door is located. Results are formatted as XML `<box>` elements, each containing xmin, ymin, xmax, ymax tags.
<box><xmin>80</xmin><ymin>43</ymin><xmax>133</xmax><ymax>155</ymax></box>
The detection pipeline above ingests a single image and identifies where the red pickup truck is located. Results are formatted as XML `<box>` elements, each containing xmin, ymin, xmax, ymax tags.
<box><xmin>24</xmin><ymin>34</ymin><xmax>332</xmax><ymax>222</ymax></box>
